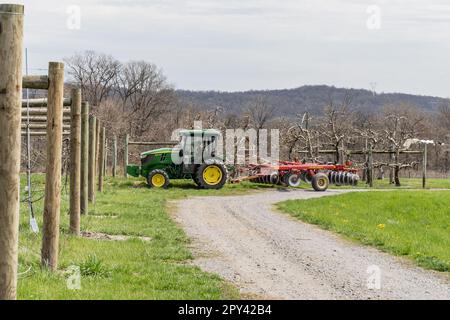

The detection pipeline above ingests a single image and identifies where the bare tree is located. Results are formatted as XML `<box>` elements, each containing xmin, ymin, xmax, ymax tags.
<box><xmin>65</xmin><ymin>51</ymin><xmax>121</xmax><ymax>108</ymax></box>
<box><xmin>286</xmin><ymin>112</ymin><xmax>319</xmax><ymax>161</ymax></box>
<box><xmin>438</xmin><ymin>102</ymin><xmax>450</xmax><ymax>136</ymax></box>
<box><xmin>116</xmin><ymin>61</ymin><xmax>175</xmax><ymax>137</ymax></box>
<box><xmin>246</xmin><ymin>96</ymin><xmax>275</xmax><ymax>130</ymax></box>
<box><xmin>382</xmin><ymin>104</ymin><xmax>425</xmax><ymax>186</ymax></box>
<box><xmin>322</xmin><ymin>91</ymin><xmax>355</xmax><ymax>164</ymax></box>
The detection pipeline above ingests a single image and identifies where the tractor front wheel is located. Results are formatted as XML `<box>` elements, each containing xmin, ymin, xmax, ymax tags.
<box><xmin>147</xmin><ymin>169</ymin><xmax>170</xmax><ymax>189</ymax></box>
<box><xmin>196</xmin><ymin>161</ymin><xmax>228</xmax><ymax>189</ymax></box>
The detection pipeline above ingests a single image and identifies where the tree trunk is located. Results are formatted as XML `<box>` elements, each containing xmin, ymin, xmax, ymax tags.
<box><xmin>335</xmin><ymin>145</ymin><xmax>340</xmax><ymax>164</ymax></box>
<box><xmin>394</xmin><ymin>150</ymin><xmax>401</xmax><ymax>187</ymax></box>
<box><xmin>389</xmin><ymin>152</ymin><xmax>395</xmax><ymax>184</ymax></box>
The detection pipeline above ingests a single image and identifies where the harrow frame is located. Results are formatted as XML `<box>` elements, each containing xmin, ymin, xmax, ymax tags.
<box><xmin>231</xmin><ymin>161</ymin><xmax>360</xmax><ymax>192</ymax></box>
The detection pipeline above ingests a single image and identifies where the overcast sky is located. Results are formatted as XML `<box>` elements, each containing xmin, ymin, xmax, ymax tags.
<box><xmin>16</xmin><ymin>0</ymin><xmax>450</xmax><ymax>97</ymax></box>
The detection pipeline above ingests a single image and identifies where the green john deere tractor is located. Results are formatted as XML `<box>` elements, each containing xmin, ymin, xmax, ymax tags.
<box><xmin>127</xmin><ymin>129</ymin><xmax>228</xmax><ymax>189</ymax></box>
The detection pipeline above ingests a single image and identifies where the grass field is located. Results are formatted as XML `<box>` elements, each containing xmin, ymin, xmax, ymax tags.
<box><xmin>324</xmin><ymin>177</ymin><xmax>450</xmax><ymax>190</ymax></box>
<box><xmin>358</xmin><ymin>178</ymin><xmax>450</xmax><ymax>190</ymax></box>
<box><xmin>277</xmin><ymin>191</ymin><xmax>450</xmax><ymax>272</ymax></box>
<box><xmin>17</xmin><ymin>175</ymin><xmax>263</xmax><ymax>300</ymax></box>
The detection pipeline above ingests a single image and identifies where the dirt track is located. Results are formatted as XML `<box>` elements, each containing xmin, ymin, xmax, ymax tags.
<box><xmin>172</xmin><ymin>189</ymin><xmax>449</xmax><ymax>300</ymax></box>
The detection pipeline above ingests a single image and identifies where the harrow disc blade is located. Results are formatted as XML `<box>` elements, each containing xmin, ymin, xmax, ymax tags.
<box><xmin>344</xmin><ymin>172</ymin><xmax>351</xmax><ymax>185</ymax></box>
<box><xmin>270</xmin><ymin>173</ymin><xmax>280</xmax><ymax>185</ymax></box>
<box><xmin>331</xmin><ymin>171</ymin><xmax>337</xmax><ymax>184</ymax></box>
<box><xmin>287</xmin><ymin>174</ymin><xmax>301</xmax><ymax>187</ymax></box>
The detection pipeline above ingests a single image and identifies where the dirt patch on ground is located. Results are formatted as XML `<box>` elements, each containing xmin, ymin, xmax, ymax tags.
<box><xmin>172</xmin><ymin>189</ymin><xmax>449</xmax><ymax>300</ymax></box>
<box><xmin>81</xmin><ymin>231</ymin><xmax>151</xmax><ymax>242</ymax></box>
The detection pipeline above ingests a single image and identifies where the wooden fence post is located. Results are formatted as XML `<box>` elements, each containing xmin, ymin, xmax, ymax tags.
<box><xmin>124</xmin><ymin>134</ymin><xmax>129</xmax><ymax>178</ymax></box>
<box><xmin>95</xmin><ymin>119</ymin><xmax>100</xmax><ymax>181</ymax></box>
<box><xmin>80</xmin><ymin>102</ymin><xmax>89</xmax><ymax>214</ymax></box>
<box><xmin>0</xmin><ymin>3</ymin><xmax>24</xmax><ymax>300</ymax></box>
<box><xmin>113</xmin><ymin>135</ymin><xmax>117</xmax><ymax>177</ymax></box>
<box><xmin>41</xmin><ymin>62</ymin><xmax>65</xmax><ymax>271</ymax></box>
<box><xmin>104</xmin><ymin>139</ymin><xmax>108</xmax><ymax>176</ymax></box>
<box><xmin>422</xmin><ymin>144</ymin><xmax>428</xmax><ymax>189</ymax></box>
<box><xmin>98</xmin><ymin>127</ymin><xmax>105</xmax><ymax>192</ymax></box>
<box><xmin>88</xmin><ymin>116</ymin><xmax>96</xmax><ymax>203</ymax></box>
<box><xmin>368</xmin><ymin>143</ymin><xmax>374</xmax><ymax>188</ymax></box>
<box><xmin>69</xmin><ymin>89</ymin><xmax>81</xmax><ymax>235</ymax></box>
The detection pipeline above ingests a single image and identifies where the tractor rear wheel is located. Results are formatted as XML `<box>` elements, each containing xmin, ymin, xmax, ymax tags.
<box><xmin>147</xmin><ymin>169</ymin><xmax>170</xmax><ymax>189</ymax></box>
<box><xmin>196</xmin><ymin>160</ymin><xmax>228</xmax><ymax>189</ymax></box>
<box><xmin>311</xmin><ymin>173</ymin><xmax>329</xmax><ymax>192</ymax></box>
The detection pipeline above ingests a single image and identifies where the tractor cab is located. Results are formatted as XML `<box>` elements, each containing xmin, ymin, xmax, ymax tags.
<box><xmin>176</xmin><ymin>129</ymin><xmax>221</xmax><ymax>169</ymax></box>
<box><xmin>127</xmin><ymin>129</ymin><xmax>228</xmax><ymax>189</ymax></box>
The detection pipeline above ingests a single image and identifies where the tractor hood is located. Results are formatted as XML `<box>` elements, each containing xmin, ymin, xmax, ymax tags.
<box><xmin>140</xmin><ymin>148</ymin><xmax>174</xmax><ymax>158</ymax></box>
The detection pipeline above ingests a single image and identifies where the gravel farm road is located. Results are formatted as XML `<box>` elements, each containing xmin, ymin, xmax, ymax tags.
<box><xmin>172</xmin><ymin>189</ymin><xmax>450</xmax><ymax>300</ymax></box>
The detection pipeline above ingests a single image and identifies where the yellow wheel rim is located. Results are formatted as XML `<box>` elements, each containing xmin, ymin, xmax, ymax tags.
<box><xmin>151</xmin><ymin>173</ymin><xmax>166</xmax><ymax>187</ymax></box>
<box><xmin>318</xmin><ymin>178</ymin><xmax>326</xmax><ymax>187</ymax></box>
<box><xmin>203</xmin><ymin>165</ymin><xmax>223</xmax><ymax>186</ymax></box>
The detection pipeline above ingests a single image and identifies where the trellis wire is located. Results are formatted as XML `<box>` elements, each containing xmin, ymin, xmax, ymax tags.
<box><xmin>25</xmin><ymin>48</ymin><xmax>39</xmax><ymax>234</ymax></box>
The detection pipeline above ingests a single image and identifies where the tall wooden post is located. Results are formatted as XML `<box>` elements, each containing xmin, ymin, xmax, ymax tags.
<box><xmin>98</xmin><ymin>127</ymin><xmax>105</xmax><ymax>192</ymax></box>
<box><xmin>80</xmin><ymin>102</ymin><xmax>89</xmax><ymax>214</ymax></box>
<box><xmin>42</xmin><ymin>62</ymin><xmax>65</xmax><ymax>271</ymax></box>
<box><xmin>104</xmin><ymin>139</ymin><xmax>108</xmax><ymax>176</ymax></box>
<box><xmin>69</xmin><ymin>89</ymin><xmax>81</xmax><ymax>235</ymax></box>
<box><xmin>0</xmin><ymin>3</ymin><xmax>24</xmax><ymax>300</ymax></box>
<box><xmin>95</xmin><ymin>119</ymin><xmax>100</xmax><ymax>180</ymax></box>
<box><xmin>88</xmin><ymin>116</ymin><xmax>96</xmax><ymax>203</ymax></box>
<box><xmin>124</xmin><ymin>134</ymin><xmax>129</xmax><ymax>178</ymax></box>
<box><xmin>368</xmin><ymin>143</ymin><xmax>374</xmax><ymax>188</ymax></box>
<box><xmin>112</xmin><ymin>135</ymin><xmax>117</xmax><ymax>177</ymax></box>
<box><xmin>422</xmin><ymin>144</ymin><xmax>428</xmax><ymax>189</ymax></box>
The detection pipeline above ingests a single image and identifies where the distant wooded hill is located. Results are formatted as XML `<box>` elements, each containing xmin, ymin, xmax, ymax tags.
<box><xmin>176</xmin><ymin>85</ymin><xmax>447</xmax><ymax>117</ymax></box>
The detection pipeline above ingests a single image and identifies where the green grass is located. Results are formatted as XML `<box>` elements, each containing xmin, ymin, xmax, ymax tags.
<box><xmin>277</xmin><ymin>191</ymin><xmax>450</xmax><ymax>272</ymax></box>
<box><xmin>325</xmin><ymin>177</ymin><xmax>450</xmax><ymax>190</ymax></box>
<box><xmin>17</xmin><ymin>175</ymin><xmax>262</xmax><ymax>300</ymax></box>
<box><xmin>360</xmin><ymin>178</ymin><xmax>450</xmax><ymax>190</ymax></box>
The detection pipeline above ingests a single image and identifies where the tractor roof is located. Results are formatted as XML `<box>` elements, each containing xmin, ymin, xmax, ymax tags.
<box><xmin>141</xmin><ymin>148</ymin><xmax>172</xmax><ymax>158</ymax></box>
<box><xmin>179</xmin><ymin>129</ymin><xmax>221</xmax><ymax>136</ymax></box>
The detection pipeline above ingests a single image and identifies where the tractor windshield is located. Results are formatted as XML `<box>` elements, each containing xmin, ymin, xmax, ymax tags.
<box><xmin>178</xmin><ymin>132</ymin><xmax>219</xmax><ymax>164</ymax></box>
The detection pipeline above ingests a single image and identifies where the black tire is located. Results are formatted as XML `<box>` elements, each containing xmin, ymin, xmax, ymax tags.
<box><xmin>312</xmin><ymin>173</ymin><xmax>329</xmax><ymax>192</ymax></box>
<box><xmin>196</xmin><ymin>160</ymin><xmax>228</xmax><ymax>190</ymax></box>
<box><xmin>192</xmin><ymin>166</ymin><xmax>201</xmax><ymax>186</ymax></box>
<box><xmin>147</xmin><ymin>169</ymin><xmax>170</xmax><ymax>189</ymax></box>
<box><xmin>193</xmin><ymin>175</ymin><xmax>200</xmax><ymax>186</ymax></box>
